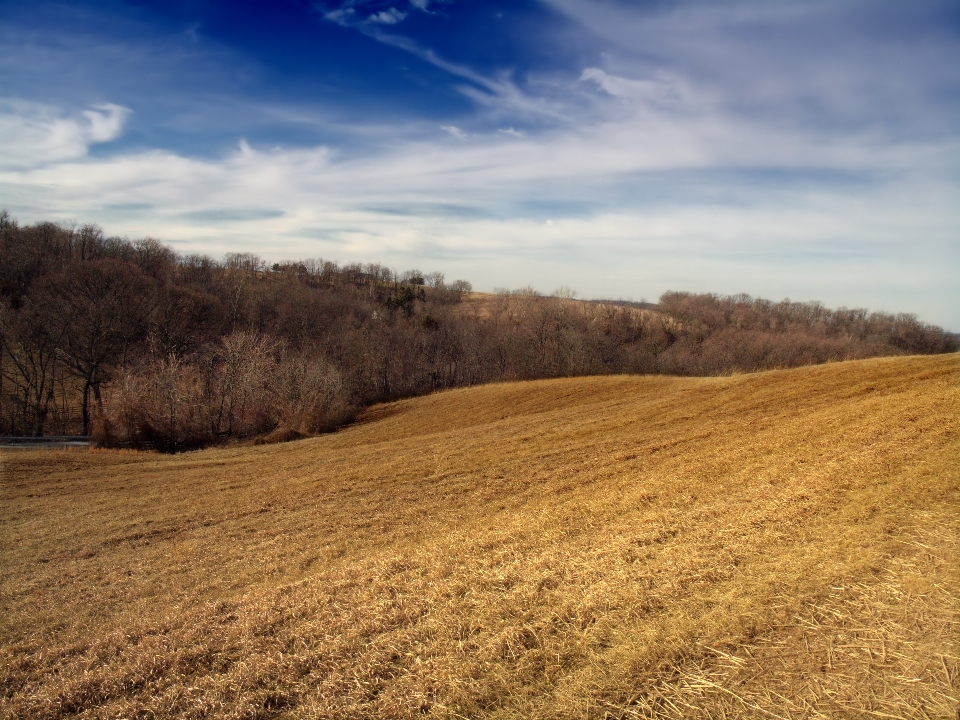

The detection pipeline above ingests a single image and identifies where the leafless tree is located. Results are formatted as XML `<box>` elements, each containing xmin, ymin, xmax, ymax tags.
<box><xmin>46</xmin><ymin>259</ymin><xmax>155</xmax><ymax>434</ymax></box>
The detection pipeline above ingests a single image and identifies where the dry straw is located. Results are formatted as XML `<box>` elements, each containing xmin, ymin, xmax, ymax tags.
<box><xmin>1</xmin><ymin>354</ymin><xmax>957</xmax><ymax>718</ymax></box>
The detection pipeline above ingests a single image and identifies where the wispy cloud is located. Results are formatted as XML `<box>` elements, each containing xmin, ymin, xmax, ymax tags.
<box><xmin>579</xmin><ymin>68</ymin><xmax>698</xmax><ymax>112</ymax></box>
<box><xmin>316</xmin><ymin>3</ymin><xmax>578</xmax><ymax>125</ymax></box>
<box><xmin>0</xmin><ymin>100</ymin><xmax>130</xmax><ymax>170</ymax></box>
<box><xmin>551</xmin><ymin>0</ymin><xmax>960</xmax><ymax>141</ymax></box>
<box><xmin>440</xmin><ymin>125</ymin><xmax>466</xmax><ymax>139</ymax></box>
<box><xmin>320</xmin><ymin>0</ymin><xmax>440</xmax><ymax>24</ymax></box>
<box><xmin>369</xmin><ymin>7</ymin><xmax>406</xmax><ymax>24</ymax></box>
<box><xmin>322</xmin><ymin>7</ymin><xmax>356</xmax><ymax>25</ymax></box>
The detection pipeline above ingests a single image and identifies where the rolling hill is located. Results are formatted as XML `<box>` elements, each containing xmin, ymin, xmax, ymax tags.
<box><xmin>2</xmin><ymin>354</ymin><xmax>958</xmax><ymax>718</ymax></box>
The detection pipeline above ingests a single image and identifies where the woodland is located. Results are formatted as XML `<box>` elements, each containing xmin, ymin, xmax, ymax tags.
<box><xmin>1</xmin><ymin>212</ymin><xmax>956</xmax><ymax>450</ymax></box>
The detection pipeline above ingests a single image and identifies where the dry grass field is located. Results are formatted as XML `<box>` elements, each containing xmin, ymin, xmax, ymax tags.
<box><xmin>1</xmin><ymin>354</ymin><xmax>958</xmax><ymax>719</ymax></box>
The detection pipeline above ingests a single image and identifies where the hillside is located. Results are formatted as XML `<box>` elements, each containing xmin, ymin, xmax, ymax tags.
<box><xmin>1</xmin><ymin>354</ymin><xmax>958</xmax><ymax>718</ymax></box>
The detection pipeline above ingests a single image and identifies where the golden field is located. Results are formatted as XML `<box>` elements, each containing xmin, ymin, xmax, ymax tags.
<box><xmin>1</xmin><ymin>354</ymin><xmax>958</xmax><ymax>719</ymax></box>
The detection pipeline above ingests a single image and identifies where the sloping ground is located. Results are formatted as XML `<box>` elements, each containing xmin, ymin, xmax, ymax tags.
<box><xmin>1</xmin><ymin>355</ymin><xmax>957</xmax><ymax>719</ymax></box>
<box><xmin>458</xmin><ymin>291</ymin><xmax>660</xmax><ymax>324</ymax></box>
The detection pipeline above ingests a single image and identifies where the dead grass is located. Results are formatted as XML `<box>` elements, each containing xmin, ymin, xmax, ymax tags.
<box><xmin>1</xmin><ymin>354</ymin><xmax>957</xmax><ymax>719</ymax></box>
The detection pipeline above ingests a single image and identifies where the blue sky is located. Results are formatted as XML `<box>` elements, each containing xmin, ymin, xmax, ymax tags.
<box><xmin>1</xmin><ymin>0</ymin><xmax>958</xmax><ymax>328</ymax></box>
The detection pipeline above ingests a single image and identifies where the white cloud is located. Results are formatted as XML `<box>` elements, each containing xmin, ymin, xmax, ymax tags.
<box><xmin>368</xmin><ymin>7</ymin><xmax>407</xmax><ymax>24</ymax></box>
<box><xmin>497</xmin><ymin>128</ymin><xmax>524</xmax><ymax>138</ymax></box>
<box><xmin>0</xmin><ymin>100</ymin><xmax>130</xmax><ymax>170</ymax></box>
<box><xmin>552</xmin><ymin>0</ymin><xmax>960</xmax><ymax>143</ymax></box>
<box><xmin>440</xmin><ymin>125</ymin><xmax>467</xmax><ymax>139</ymax></box>
<box><xmin>322</xmin><ymin>7</ymin><xmax>355</xmax><ymax>25</ymax></box>
<box><xmin>82</xmin><ymin>104</ymin><xmax>130</xmax><ymax>142</ymax></box>
<box><xmin>334</xmin><ymin>27</ymin><xmax>575</xmax><ymax>125</ymax></box>
<box><xmin>579</xmin><ymin>68</ymin><xmax>697</xmax><ymax>110</ymax></box>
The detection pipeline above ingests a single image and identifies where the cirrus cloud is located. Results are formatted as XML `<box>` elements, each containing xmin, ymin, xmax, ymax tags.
<box><xmin>0</xmin><ymin>100</ymin><xmax>130</xmax><ymax>170</ymax></box>
<box><xmin>369</xmin><ymin>7</ymin><xmax>406</xmax><ymax>24</ymax></box>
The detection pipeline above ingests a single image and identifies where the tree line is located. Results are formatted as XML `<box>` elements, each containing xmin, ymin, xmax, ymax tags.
<box><xmin>2</xmin><ymin>213</ymin><xmax>956</xmax><ymax>450</ymax></box>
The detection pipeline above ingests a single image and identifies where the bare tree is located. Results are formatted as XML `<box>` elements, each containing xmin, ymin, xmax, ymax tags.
<box><xmin>0</xmin><ymin>302</ymin><xmax>66</xmax><ymax>436</ymax></box>
<box><xmin>47</xmin><ymin>259</ymin><xmax>156</xmax><ymax>434</ymax></box>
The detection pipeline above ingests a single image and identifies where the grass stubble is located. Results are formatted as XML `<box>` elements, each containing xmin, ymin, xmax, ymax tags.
<box><xmin>0</xmin><ymin>354</ymin><xmax>957</xmax><ymax>719</ymax></box>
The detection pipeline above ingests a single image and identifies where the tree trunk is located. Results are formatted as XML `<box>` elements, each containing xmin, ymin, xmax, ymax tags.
<box><xmin>33</xmin><ymin>387</ymin><xmax>53</xmax><ymax>437</ymax></box>
<box><xmin>81</xmin><ymin>377</ymin><xmax>92</xmax><ymax>436</ymax></box>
